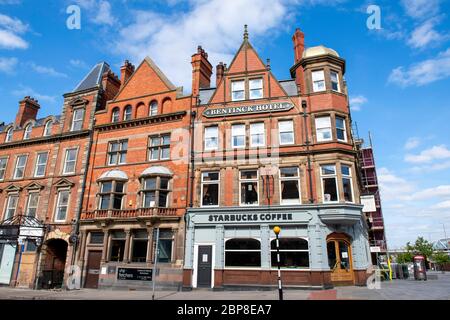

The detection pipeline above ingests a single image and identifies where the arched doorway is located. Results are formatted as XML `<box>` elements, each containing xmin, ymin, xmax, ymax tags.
<box><xmin>326</xmin><ymin>233</ymin><xmax>354</xmax><ymax>284</ymax></box>
<box><xmin>40</xmin><ymin>239</ymin><xmax>68</xmax><ymax>289</ymax></box>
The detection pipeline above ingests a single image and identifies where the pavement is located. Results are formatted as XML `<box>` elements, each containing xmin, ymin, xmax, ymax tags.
<box><xmin>0</xmin><ymin>271</ymin><xmax>449</xmax><ymax>300</ymax></box>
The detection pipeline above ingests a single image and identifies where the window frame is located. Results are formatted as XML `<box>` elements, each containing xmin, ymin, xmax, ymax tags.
<box><xmin>250</xmin><ymin>122</ymin><xmax>265</xmax><ymax>147</ymax></box>
<box><xmin>335</xmin><ymin>116</ymin><xmax>347</xmax><ymax>142</ymax></box>
<box><xmin>13</xmin><ymin>154</ymin><xmax>28</xmax><ymax>180</ymax></box>
<box><xmin>204</xmin><ymin>125</ymin><xmax>219</xmax><ymax>151</ymax></box>
<box><xmin>312</xmin><ymin>70</ymin><xmax>326</xmax><ymax>92</ymax></box>
<box><xmin>70</xmin><ymin>107</ymin><xmax>85</xmax><ymax>131</ymax></box>
<box><xmin>123</xmin><ymin>106</ymin><xmax>132</xmax><ymax>121</ymax></box>
<box><xmin>107</xmin><ymin>140</ymin><xmax>128</xmax><ymax>166</ymax></box>
<box><xmin>54</xmin><ymin>189</ymin><xmax>70</xmax><ymax>222</ymax></box>
<box><xmin>315</xmin><ymin>116</ymin><xmax>333</xmax><ymax>142</ymax></box>
<box><xmin>231</xmin><ymin>123</ymin><xmax>246</xmax><ymax>149</ymax></box>
<box><xmin>249</xmin><ymin>78</ymin><xmax>263</xmax><ymax>100</ymax></box>
<box><xmin>320</xmin><ymin>164</ymin><xmax>339</xmax><ymax>203</ymax></box>
<box><xmin>111</xmin><ymin>108</ymin><xmax>120</xmax><ymax>123</ymax></box>
<box><xmin>279</xmin><ymin>167</ymin><xmax>301</xmax><ymax>205</ymax></box>
<box><xmin>341</xmin><ymin>164</ymin><xmax>354</xmax><ymax>203</ymax></box>
<box><xmin>23</xmin><ymin>123</ymin><xmax>32</xmax><ymax>140</ymax></box>
<box><xmin>141</xmin><ymin>176</ymin><xmax>171</xmax><ymax>208</ymax></box>
<box><xmin>239</xmin><ymin>169</ymin><xmax>259</xmax><ymax>206</ymax></box>
<box><xmin>224</xmin><ymin>238</ymin><xmax>262</xmax><ymax>268</ymax></box>
<box><xmin>4</xmin><ymin>194</ymin><xmax>19</xmax><ymax>219</ymax></box>
<box><xmin>147</xmin><ymin>134</ymin><xmax>171</xmax><ymax>161</ymax></box>
<box><xmin>25</xmin><ymin>192</ymin><xmax>40</xmax><ymax>218</ymax></box>
<box><xmin>0</xmin><ymin>157</ymin><xmax>8</xmax><ymax>181</ymax></box>
<box><xmin>150</xmin><ymin>101</ymin><xmax>158</xmax><ymax>116</ymax></box>
<box><xmin>330</xmin><ymin>70</ymin><xmax>340</xmax><ymax>92</ymax></box>
<box><xmin>34</xmin><ymin>152</ymin><xmax>48</xmax><ymax>177</ymax></box>
<box><xmin>43</xmin><ymin>120</ymin><xmax>53</xmax><ymax>136</ymax></box>
<box><xmin>200</xmin><ymin>171</ymin><xmax>220</xmax><ymax>207</ymax></box>
<box><xmin>98</xmin><ymin>180</ymin><xmax>126</xmax><ymax>210</ymax></box>
<box><xmin>231</xmin><ymin>80</ymin><xmax>245</xmax><ymax>102</ymax></box>
<box><xmin>5</xmin><ymin>127</ymin><xmax>13</xmax><ymax>143</ymax></box>
<box><xmin>269</xmin><ymin>237</ymin><xmax>310</xmax><ymax>269</ymax></box>
<box><xmin>63</xmin><ymin>148</ymin><xmax>78</xmax><ymax>175</ymax></box>
<box><xmin>278</xmin><ymin>120</ymin><xmax>295</xmax><ymax>146</ymax></box>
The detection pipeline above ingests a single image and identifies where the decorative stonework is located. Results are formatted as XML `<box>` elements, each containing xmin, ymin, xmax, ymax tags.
<box><xmin>47</xmin><ymin>229</ymin><xmax>70</xmax><ymax>243</ymax></box>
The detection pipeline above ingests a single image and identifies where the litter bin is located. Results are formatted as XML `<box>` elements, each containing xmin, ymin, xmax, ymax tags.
<box><xmin>413</xmin><ymin>255</ymin><xmax>427</xmax><ymax>281</ymax></box>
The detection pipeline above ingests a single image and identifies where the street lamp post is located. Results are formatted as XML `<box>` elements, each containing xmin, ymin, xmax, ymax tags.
<box><xmin>273</xmin><ymin>226</ymin><xmax>283</xmax><ymax>301</ymax></box>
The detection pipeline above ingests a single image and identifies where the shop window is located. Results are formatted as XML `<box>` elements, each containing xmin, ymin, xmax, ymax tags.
<box><xmin>0</xmin><ymin>157</ymin><xmax>8</xmax><ymax>181</ymax></box>
<box><xmin>327</xmin><ymin>241</ymin><xmax>337</xmax><ymax>269</ymax></box>
<box><xmin>132</xmin><ymin>230</ymin><xmax>148</xmax><ymax>263</ymax></box>
<box><xmin>231</xmin><ymin>80</ymin><xmax>245</xmax><ymax>101</ymax></box>
<box><xmin>25</xmin><ymin>240</ymin><xmax>37</xmax><ymax>252</ymax></box>
<box><xmin>110</xmin><ymin>231</ymin><xmax>126</xmax><ymax>262</ymax></box>
<box><xmin>315</xmin><ymin>116</ymin><xmax>332</xmax><ymax>142</ymax></box>
<box><xmin>240</xmin><ymin>170</ymin><xmax>259</xmax><ymax>206</ymax></box>
<box><xmin>321</xmin><ymin>165</ymin><xmax>338</xmax><ymax>202</ymax></box>
<box><xmin>71</xmin><ymin>108</ymin><xmax>84</xmax><ymax>131</ymax></box>
<box><xmin>123</xmin><ymin>106</ymin><xmax>132</xmax><ymax>121</ymax></box>
<box><xmin>23</xmin><ymin>123</ymin><xmax>32</xmax><ymax>140</ymax></box>
<box><xmin>279</xmin><ymin>167</ymin><xmax>301</xmax><ymax>204</ymax></box>
<box><xmin>341</xmin><ymin>165</ymin><xmax>354</xmax><ymax>202</ymax></box>
<box><xmin>13</xmin><ymin>155</ymin><xmax>27</xmax><ymax>179</ymax></box>
<box><xmin>150</xmin><ymin>101</ymin><xmax>158</xmax><ymax>116</ymax></box>
<box><xmin>34</xmin><ymin>152</ymin><xmax>48</xmax><ymax>177</ymax></box>
<box><xmin>89</xmin><ymin>232</ymin><xmax>104</xmax><ymax>244</ymax></box>
<box><xmin>156</xmin><ymin>229</ymin><xmax>173</xmax><ymax>263</ymax></box>
<box><xmin>99</xmin><ymin>180</ymin><xmax>125</xmax><ymax>210</ymax></box>
<box><xmin>204</xmin><ymin>126</ymin><xmax>218</xmax><ymax>151</ymax></box>
<box><xmin>201</xmin><ymin>172</ymin><xmax>219</xmax><ymax>206</ymax></box>
<box><xmin>25</xmin><ymin>192</ymin><xmax>39</xmax><ymax>217</ymax></box>
<box><xmin>148</xmin><ymin>134</ymin><xmax>170</xmax><ymax>160</ymax></box>
<box><xmin>111</xmin><ymin>108</ymin><xmax>120</xmax><ymax>123</ymax></box>
<box><xmin>231</xmin><ymin>124</ymin><xmax>245</xmax><ymax>148</ymax></box>
<box><xmin>63</xmin><ymin>148</ymin><xmax>78</xmax><ymax>174</ymax></box>
<box><xmin>55</xmin><ymin>189</ymin><xmax>70</xmax><ymax>222</ymax></box>
<box><xmin>270</xmin><ymin>238</ymin><xmax>309</xmax><ymax>268</ymax></box>
<box><xmin>250</xmin><ymin>122</ymin><xmax>265</xmax><ymax>147</ymax></box>
<box><xmin>5</xmin><ymin>127</ymin><xmax>13</xmax><ymax>142</ymax></box>
<box><xmin>278</xmin><ymin>120</ymin><xmax>294</xmax><ymax>145</ymax></box>
<box><xmin>330</xmin><ymin>71</ymin><xmax>340</xmax><ymax>92</ymax></box>
<box><xmin>141</xmin><ymin>176</ymin><xmax>170</xmax><ymax>208</ymax></box>
<box><xmin>312</xmin><ymin>70</ymin><xmax>325</xmax><ymax>92</ymax></box>
<box><xmin>107</xmin><ymin>140</ymin><xmax>128</xmax><ymax>165</ymax></box>
<box><xmin>225</xmin><ymin>238</ymin><xmax>261</xmax><ymax>267</ymax></box>
<box><xmin>43</xmin><ymin>120</ymin><xmax>53</xmax><ymax>136</ymax></box>
<box><xmin>336</xmin><ymin>116</ymin><xmax>347</xmax><ymax>142</ymax></box>
<box><xmin>249</xmin><ymin>78</ymin><xmax>263</xmax><ymax>99</ymax></box>
<box><xmin>4</xmin><ymin>194</ymin><xmax>18</xmax><ymax>219</ymax></box>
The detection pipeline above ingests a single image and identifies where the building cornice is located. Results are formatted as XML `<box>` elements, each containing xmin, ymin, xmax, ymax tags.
<box><xmin>0</xmin><ymin>130</ymin><xmax>90</xmax><ymax>150</ymax></box>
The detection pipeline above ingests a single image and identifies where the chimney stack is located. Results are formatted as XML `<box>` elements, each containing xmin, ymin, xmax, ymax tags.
<box><xmin>191</xmin><ymin>45</ymin><xmax>213</xmax><ymax>97</ymax></box>
<box><xmin>216</xmin><ymin>62</ymin><xmax>225</xmax><ymax>86</ymax></box>
<box><xmin>120</xmin><ymin>60</ymin><xmax>135</xmax><ymax>88</ymax></box>
<box><xmin>292</xmin><ymin>28</ymin><xmax>305</xmax><ymax>63</ymax></box>
<box><xmin>16</xmin><ymin>96</ymin><xmax>40</xmax><ymax>126</ymax></box>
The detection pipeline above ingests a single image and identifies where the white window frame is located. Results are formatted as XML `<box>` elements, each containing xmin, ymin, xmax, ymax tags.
<box><xmin>330</xmin><ymin>70</ymin><xmax>340</xmax><ymax>92</ymax></box>
<box><xmin>4</xmin><ymin>194</ymin><xmax>19</xmax><ymax>219</ymax></box>
<box><xmin>13</xmin><ymin>155</ymin><xmax>28</xmax><ymax>180</ymax></box>
<box><xmin>111</xmin><ymin>108</ymin><xmax>120</xmax><ymax>123</ymax></box>
<box><xmin>63</xmin><ymin>148</ymin><xmax>78</xmax><ymax>175</ymax></box>
<box><xmin>204</xmin><ymin>126</ymin><xmax>219</xmax><ymax>151</ymax></box>
<box><xmin>25</xmin><ymin>192</ymin><xmax>40</xmax><ymax>217</ymax></box>
<box><xmin>34</xmin><ymin>152</ymin><xmax>48</xmax><ymax>177</ymax></box>
<box><xmin>312</xmin><ymin>70</ymin><xmax>326</xmax><ymax>92</ymax></box>
<box><xmin>5</xmin><ymin>127</ymin><xmax>13</xmax><ymax>142</ymax></box>
<box><xmin>231</xmin><ymin>80</ymin><xmax>245</xmax><ymax>101</ymax></box>
<box><xmin>249</xmin><ymin>78</ymin><xmax>263</xmax><ymax>100</ymax></box>
<box><xmin>335</xmin><ymin>116</ymin><xmax>347</xmax><ymax>142</ymax></box>
<box><xmin>315</xmin><ymin>116</ymin><xmax>332</xmax><ymax>142</ymax></box>
<box><xmin>341</xmin><ymin>164</ymin><xmax>354</xmax><ymax>203</ymax></box>
<box><xmin>250</xmin><ymin>122</ymin><xmax>265</xmax><ymax>147</ymax></box>
<box><xmin>71</xmin><ymin>108</ymin><xmax>85</xmax><ymax>131</ymax></box>
<box><xmin>200</xmin><ymin>171</ymin><xmax>220</xmax><ymax>207</ymax></box>
<box><xmin>239</xmin><ymin>170</ymin><xmax>259</xmax><ymax>206</ymax></box>
<box><xmin>279</xmin><ymin>167</ymin><xmax>301</xmax><ymax>205</ymax></box>
<box><xmin>278</xmin><ymin>120</ymin><xmax>294</xmax><ymax>146</ymax></box>
<box><xmin>320</xmin><ymin>164</ymin><xmax>339</xmax><ymax>203</ymax></box>
<box><xmin>23</xmin><ymin>124</ymin><xmax>32</xmax><ymax>140</ymax></box>
<box><xmin>43</xmin><ymin>120</ymin><xmax>52</xmax><ymax>136</ymax></box>
<box><xmin>231</xmin><ymin>124</ymin><xmax>246</xmax><ymax>149</ymax></box>
<box><xmin>0</xmin><ymin>157</ymin><xmax>7</xmax><ymax>181</ymax></box>
<box><xmin>54</xmin><ymin>189</ymin><xmax>70</xmax><ymax>222</ymax></box>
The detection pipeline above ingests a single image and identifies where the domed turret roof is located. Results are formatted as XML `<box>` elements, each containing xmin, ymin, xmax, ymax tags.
<box><xmin>302</xmin><ymin>45</ymin><xmax>339</xmax><ymax>59</ymax></box>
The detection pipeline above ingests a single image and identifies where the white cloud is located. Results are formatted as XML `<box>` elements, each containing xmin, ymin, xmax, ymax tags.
<box><xmin>407</xmin><ymin>19</ymin><xmax>448</xmax><ymax>49</ymax></box>
<box><xmin>29</xmin><ymin>62</ymin><xmax>68</xmax><ymax>78</ymax></box>
<box><xmin>0</xmin><ymin>56</ymin><xmax>18</xmax><ymax>73</ymax></box>
<box><xmin>410</xmin><ymin>185</ymin><xmax>450</xmax><ymax>201</ymax></box>
<box><xmin>69</xmin><ymin>59</ymin><xmax>89</xmax><ymax>69</ymax></box>
<box><xmin>405</xmin><ymin>145</ymin><xmax>450</xmax><ymax>163</ymax></box>
<box><xmin>0</xmin><ymin>14</ymin><xmax>28</xmax><ymax>49</ymax></box>
<box><xmin>404</xmin><ymin>137</ymin><xmax>420</xmax><ymax>150</ymax></box>
<box><xmin>349</xmin><ymin>95</ymin><xmax>367</xmax><ymax>111</ymax></box>
<box><xmin>378</xmin><ymin>167</ymin><xmax>415</xmax><ymax>202</ymax></box>
<box><xmin>432</xmin><ymin>200</ymin><xmax>450</xmax><ymax>209</ymax></box>
<box><xmin>0</xmin><ymin>13</ymin><xmax>28</xmax><ymax>33</ymax></box>
<box><xmin>401</xmin><ymin>0</ymin><xmax>440</xmax><ymax>20</ymax></box>
<box><xmin>388</xmin><ymin>48</ymin><xmax>450</xmax><ymax>87</ymax></box>
<box><xmin>12</xmin><ymin>85</ymin><xmax>56</xmax><ymax>103</ymax></box>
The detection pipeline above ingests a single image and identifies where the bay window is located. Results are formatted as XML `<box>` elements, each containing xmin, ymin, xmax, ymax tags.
<box><xmin>204</xmin><ymin>126</ymin><xmax>218</xmax><ymax>151</ymax></box>
<box><xmin>250</xmin><ymin>122</ymin><xmax>265</xmax><ymax>147</ymax></box>
<box><xmin>279</xmin><ymin>167</ymin><xmax>301</xmax><ymax>204</ymax></box>
<box><xmin>141</xmin><ymin>176</ymin><xmax>170</xmax><ymax>208</ymax></box>
<box><xmin>240</xmin><ymin>170</ymin><xmax>259</xmax><ymax>205</ymax></box>
<box><xmin>312</xmin><ymin>70</ymin><xmax>325</xmax><ymax>92</ymax></box>
<box><xmin>278</xmin><ymin>120</ymin><xmax>294</xmax><ymax>145</ymax></box>
<box><xmin>231</xmin><ymin>124</ymin><xmax>245</xmax><ymax>148</ymax></box>
<box><xmin>201</xmin><ymin>172</ymin><xmax>219</xmax><ymax>206</ymax></box>
<box><xmin>231</xmin><ymin>80</ymin><xmax>245</xmax><ymax>101</ymax></box>
<box><xmin>270</xmin><ymin>238</ymin><xmax>309</xmax><ymax>268</ymax></box>
<box><xmin>321</xmin><ymin>165</ymin><xmax>338</xmax><ymax>202</ymax></box>
<box><xmin>342</xmin><ymin>165</ymin><xmax>354</xmax><ymax>202</ymax></box>
<box><xmin>315</xmin><ymin>116</ymin><xmax>332</xmax><ymax>142</ymax></box>
<box><xmin>336</xmin><ymin>116</ymin><xmax>347</xmax><ymax>142</ymax></box>
<box><xmin>99</xmin><ymin>180</ymin><xmax>125</xmax><ymax>210</ymax></box>
<box><xmin>330</xmin><ymin>71</ymin><xmax>340</xmax><ymax>91</ymax></box>
<box><xmin>225</xmin><ymin>238</ymin><xmax>261</xmax><ymax>267</ymax></box>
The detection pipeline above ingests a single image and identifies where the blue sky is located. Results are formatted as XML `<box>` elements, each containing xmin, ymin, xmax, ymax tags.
<box><xmin>1</xmin><ymin>0</ymin><xmax>449</xmax><ymax>248</ymax></box>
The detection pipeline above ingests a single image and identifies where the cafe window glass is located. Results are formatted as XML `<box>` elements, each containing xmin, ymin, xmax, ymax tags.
<box><xmin>132</xmin><ymin>230</ymin><xmax>148</xmax><ymax>263</ymax></box>
<box><xmin>321</xmin><ymin>165</ymin><xmax>338</xmax><ymax>202</ymax></box>
<box><xmin>110</xmin><ymin>231</ymin><xmax>126</xmax><ymax>262</ymax></box>
<box><xmin>240</xmin><ymin>170</ymin><xmax>258</xmax><ymax>206</ymax></box>
<box><xmin>270</xmin><ymin>238</ymin><xmax>309</xmax><ymax>268</ymax></box>
<box><xmin>280</xmin><ymin>167</ymin><xmax>301</xmax><ymax>204</ymax></box>
<box><xmin>201</xmin><ymin>172</ymin><xmax>219</xmax><ymax>206</ymax></box>
<box><xmin>225</xmin><ymin>238</ymin><xmax>261</xmax><ymax>267</ymax></box>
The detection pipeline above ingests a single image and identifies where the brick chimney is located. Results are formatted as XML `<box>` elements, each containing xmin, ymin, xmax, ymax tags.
<box><xmin>120</xmin><ymin>60</ymin><xmax>135</xmax><ymax>88</ymax></box>
<box><xmin>191</xmin><ymin>45</ymin><xmax>213</xmax><ymax>97</ymax></box>
<box><xmin>291</xmin><ymin>28</ymin><xmax>306</xmax><ymax>93</ymax></box>
<box><xmin>101</xmin><ymin>70</ymin><xmax>121</xmax><ymax>107</ymax></box>
<box><xmin>216</xmin><ymin>62</ymin><xmax>225</xmax><ymax>86</ymax></box>
<box><xmin>15</xmin><ymin>96</ymin><xmax>40</xmax><ymax>126</ymax></box>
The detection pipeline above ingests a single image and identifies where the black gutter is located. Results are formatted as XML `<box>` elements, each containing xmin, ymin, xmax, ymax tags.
<box><xmin>302</xmin><ymin>100</ymin><xmax>315</xmax><ymax>204</ymax></box>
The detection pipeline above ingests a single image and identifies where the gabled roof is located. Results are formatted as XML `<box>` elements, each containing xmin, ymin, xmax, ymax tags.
<box><xmin>72</xmin><ymin>62</ymin><xmax>110</xmax><ymax>93</ymax></box>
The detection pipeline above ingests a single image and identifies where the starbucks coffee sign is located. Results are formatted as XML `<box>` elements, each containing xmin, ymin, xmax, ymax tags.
<box><xmin>203</xmin><ymin>102</ymin><xmax>294</xmax><ymax>118</ymax></box>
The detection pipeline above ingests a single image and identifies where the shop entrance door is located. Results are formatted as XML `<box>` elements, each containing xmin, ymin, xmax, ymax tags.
<box><xmin>0</xmin><ymin>243</ymin><xmax>16</xmax><ymax>285</ymax></box>
<box><xmin>197</xmin><ymin>246</ymin><xmax>212</xmax><ymax>288</ymax></box>
<box><xmin>85</xmin><ymin>251</ymin><xmax>101</xmax><ymax>289</ymax></box>
<box><xmin>327</xmin><ymin>234</ymin><xmax>354</xmax><ymax>284</ymax></box>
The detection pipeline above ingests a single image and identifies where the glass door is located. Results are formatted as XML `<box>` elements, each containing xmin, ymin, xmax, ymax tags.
<box><xmin>327</xmin><ymin>235</ymin><xmax>354</xmax><ymax>284</ymax></box>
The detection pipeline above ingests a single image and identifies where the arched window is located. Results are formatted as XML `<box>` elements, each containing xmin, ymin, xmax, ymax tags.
<box><xmin>111</xmin><ymin>107</ymin><xmax>120</xmax><ymax>123</ymax></box>
<box><xmin>225</xmin><ymin>238</ymin><xmax>261</xmax><ymax>267</ymax></box>
<box><xmin>149</xmin><ymin>100</ymin><xmax>158</xmax><ymax>116</ymax></box>
<box><xmin>98</xmin><ymin>180</ymin><xmax>125</xmax><ymax>210</ymax></box>
<box><xmin>123</xmin><ymin>105</ymin><xmax>132</xmax><ymax>121</ymax></box>
<box><xmin>43</xmin><ymin>120</ymin><xmax>53</xmax><ymax>136</ymax></box>
<box><xmin>270</xmin><ymin>238</ymin><xmax>309</xmax><ymax>268</ymax></box>
<box><xmin>23</xmin><ymin>123</ymin><xmax>32</xmax><ymax>140</ymax></box>
<box><xmin>5</xmin><ymin>127</ymin><xmax>13</xmax><ymax>142</ymax></box>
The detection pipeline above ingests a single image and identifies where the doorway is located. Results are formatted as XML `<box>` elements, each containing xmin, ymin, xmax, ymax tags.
<box><xmin>196</xmin><ymin>245</ymin><xmax>212</xmax><ymax>288</ymax></box>
<box><xmin>40</xmin><ymin>239</ymin><xmax>68</xmax><ymax>289</ymax></box>
<box><xmin>84</xmin><ymin>251</ymin><xmax>102</xmax><ymax>289</ymax></box>
<box><xmin>327</xmin><ymin>233</ymin><xmax>354</xmax><ymax>284</ymax></box>
<box><xmin>0</xmin><ymin>243</ymin><xmax>16</xmax><ymax>285</ymax></box>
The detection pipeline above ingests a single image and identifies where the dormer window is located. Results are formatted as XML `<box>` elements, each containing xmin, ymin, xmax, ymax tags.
<box><xmin>231</xmin><ymin>80</ymin><xmax>245</xmax><ymax>101</ymax></box>
<box><xmin>71</xmin><ymin>108</ymin><xmax>84</xmax><ymax>131</ymax></box>
<box><xmin>330</xmin><ymin>71</ymin><xmax>340</xmax><ymax>92</ymax></box>
<box><xmin>43</xmin><ymin>120</ymin><xmax>52</xmax><ymax>136</ymax></box>
<box><xmin>5</xmin><ymin>127</ymin><xmax>13</xmax><ymax>142</ymax></box>
<box><xmin>249</xmin><ymin>78</ymin><xmax>263</xmax><ymax>99</ymax></box>
<box><xmin>312</xmin><ymin>70</ymin><xmax>325</xmax><ymax>92</ymax></box>
<box><xmin>23</xmin><ymin>124</ymin><xmax>32</xmax><ymax>140</ymax></box>
<box><xmin>112</xmin><ymin>108</ymin><xmax>120</xmax><ymax>123</ymax></box>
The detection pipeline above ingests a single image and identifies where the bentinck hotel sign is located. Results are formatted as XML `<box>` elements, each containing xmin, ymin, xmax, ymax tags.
<box><xmin>203</xmin><ymin>102</ymin><xmax>293</xmax><ymax>118</ymax></box>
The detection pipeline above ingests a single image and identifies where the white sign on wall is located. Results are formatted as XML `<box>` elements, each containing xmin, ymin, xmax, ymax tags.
<box><xmin>360</xmin><ymin>195</ymin><xmax>376</xmax><ymax>213</ymax></box>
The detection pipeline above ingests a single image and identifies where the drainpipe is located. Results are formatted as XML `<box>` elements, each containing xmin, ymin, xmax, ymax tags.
<box><xmin>302</xmin><ymin>100</ymin><xmax>314</xmax><ymax>204</ymax></box>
